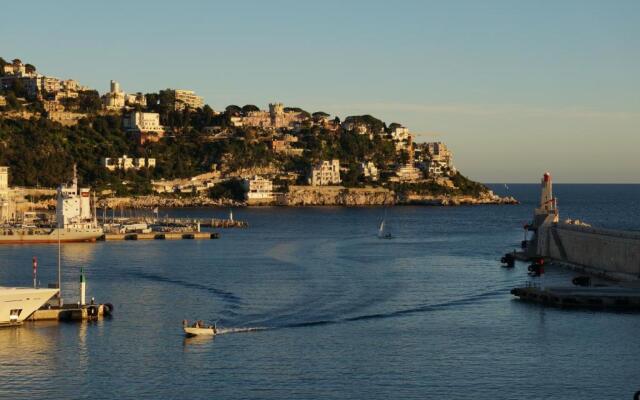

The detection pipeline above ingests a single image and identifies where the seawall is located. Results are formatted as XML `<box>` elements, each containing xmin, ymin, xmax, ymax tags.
<box><xmin>539</xmin><ymin>222</ymin><xmax>640</xmax><ymax>279</ymax></box>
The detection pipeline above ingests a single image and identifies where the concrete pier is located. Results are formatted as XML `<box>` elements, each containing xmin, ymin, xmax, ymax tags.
<box><xmin>102</xmin><ymin>232</ymin><xmax>219</xmax><ymax>241</ymax></box>
<box><xmin>511</xmin><ymin>285</ymin><xmax>640</xmax><ymax>309</ymax></box>
<box><xmin>28</xmin><ymin>303</ymin><xmax>113</xmax><ymax>321</ymax></box>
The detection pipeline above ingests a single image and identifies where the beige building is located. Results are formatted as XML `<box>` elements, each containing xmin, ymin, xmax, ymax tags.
<box><xmin>123</xmin><ymin>112</ymin><xmax>165</xmax><ymax>144</ymax></box>
<box><xmin>125</xmin><ymin>92</ymin><xmax>147</xmax><ymax>107</ymax></box>
<box><xmin>309</xmin><ymin>160</ymin><xmax>341</xmax><ymax>186</ymax></box>
<box><xmin>394</xmin><ymin>164</ymin><xmax>423</xmax><ymax>182</ymax></box>
<box><xmin>2</xmin><ymin>62</ymin><xmax>27</xmax><ymax>76</ymax></box>
<box><xmin>163</xmin><ymin>89</ymin><xmax>204</xmax><ymax>111</ymax></box>
<box><xmin>243</xmin><ymin>176</ymin><xmax>274</xmax><ymax>204</ymax></box>
<box><xmin>0</xmin><ymin>167</ymin><xmax>16</xmax><ymax>223</ymax></box>
<box><xmin>360</xmin><ymin>161</ymin><xmax>379</xmax><ymax>181</ymax></box>
<box><xmin>269</xmin><ymin>102</ymin><xmax>308</xmax><ymax>129</ymax></box>
<box><xmin>103</xmin><ymin>80</ymin><xmax>126</xmax><ymax>110</ymax></box>
<box><xmin>424</xmin><ymin>142</ymin><xmax>454</xmax><ymax>176</ymax></box>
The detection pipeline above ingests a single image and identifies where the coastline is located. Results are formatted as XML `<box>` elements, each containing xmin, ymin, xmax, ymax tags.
<box><xmin>93</xmin><ymin>186</ymin><xmax>518</xmax><ymax>209</ymax></box>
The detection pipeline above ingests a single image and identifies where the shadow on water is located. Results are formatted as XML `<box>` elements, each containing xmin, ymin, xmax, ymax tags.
<box><xmin>222</xmin><ymin>285</ymin><xmax>510</xmax><ymax>334</ymax></box>
<box><xmin>122</xmin><ymin>269</ymin><xmax>243</xmax><ymax>307</ymax></box>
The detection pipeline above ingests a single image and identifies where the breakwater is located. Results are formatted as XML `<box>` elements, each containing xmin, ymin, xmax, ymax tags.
<box><xmin>524</xmin><ymin>173</ymin><xmax>640</xmax><ymax>280</ymax></box>
<box><xmin>538</xmin><ymin>222</ymin><xmax>640</xmax><ymax>279</ymax></box>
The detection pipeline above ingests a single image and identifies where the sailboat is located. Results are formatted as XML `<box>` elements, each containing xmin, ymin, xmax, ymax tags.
<box><xmin>229</xmin><ymin>209</ymin><xmax>234</xmax><ymax>222</ymax></box>
<box><xmin>378</xmin><ymin>213</ymin><xmax>392</xmax><ymax>240</ymax></box>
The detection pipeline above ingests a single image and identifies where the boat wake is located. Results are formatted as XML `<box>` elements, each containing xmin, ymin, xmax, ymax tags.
<box><xmin>214</xmin><ymin>326</ymin><xmax>267</xmax><ymax>335</ymax></box>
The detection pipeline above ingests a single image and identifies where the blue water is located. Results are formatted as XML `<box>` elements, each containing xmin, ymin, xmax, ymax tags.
<box><xmin>1</xmin><ymin>184</ymin><xmax>639</xmax><ymax>400</ymax></box>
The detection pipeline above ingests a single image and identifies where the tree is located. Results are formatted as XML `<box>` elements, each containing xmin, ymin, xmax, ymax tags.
<box><xmin>242</xmin><ymin>104</ymin><xmax>260</xmax><ymax>113</ymax></box>
<box><xmin>25</xmin><ymin>64</ymin><xmax>36</xmax><ymax>74</ymax></box>
<box><xmin>225</xmin><ymin>105</ymin><xmax>242</xmax><ymax>115</ymax></box>
<box><xmin>78</xmin><ymin>90</ymin><xmax>102</xmax><ymax>113</ymax></box>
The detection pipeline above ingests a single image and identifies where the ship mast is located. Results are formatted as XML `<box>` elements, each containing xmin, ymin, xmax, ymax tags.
<box><xmin>57</xmin><ymin>215</ymin><xmax>62</xmax><ymax>305</ymax></box>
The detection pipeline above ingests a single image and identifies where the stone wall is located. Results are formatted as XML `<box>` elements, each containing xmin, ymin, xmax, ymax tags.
<box><xmin>540</xmin><ymin>223</ymin><xmax>640</xmax><ymax>278</ymax></box>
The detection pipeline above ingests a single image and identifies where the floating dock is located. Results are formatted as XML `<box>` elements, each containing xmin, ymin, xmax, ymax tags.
<box><xmin>102</xmin><ymin>232</ymin><xmax>219</xmax><ymax>241</ymax></box>
<box><xmin>511</xmin><ymin>285</ymin><xmax>640</xmax><ymax>310</ymax></box>
<box><xmin>28</xmin><ymin>303</ymin><xmax>113</xmax><ymax>321</ymax></box>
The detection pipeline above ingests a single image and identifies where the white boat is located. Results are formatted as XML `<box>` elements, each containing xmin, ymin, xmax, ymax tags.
<box><xmin>0</xmin><ymin>165</ymin><xmax>103</xmax><ymax>244</ymax></box>
<box><xmin>0</xmin><ymin>287</ymin><xmax>59</xmax><ymax>326</ymax></box>
<box><xmin>183</xmin><ymin>320</ymin><xmax>217</xmax><ymax>337</ymax></box>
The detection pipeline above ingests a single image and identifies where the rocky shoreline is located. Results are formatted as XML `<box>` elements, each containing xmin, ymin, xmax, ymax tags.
<box><xmin>93</xmin><ymin>186</ymin><xmax>517</xmax><ymax>209</ymax></box>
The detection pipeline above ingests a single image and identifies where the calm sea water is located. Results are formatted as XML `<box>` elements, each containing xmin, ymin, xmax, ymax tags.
<box><xmin>1</xmin><ymin>184</ymin><xmax>639</xmax><ymax>400</ymax></box>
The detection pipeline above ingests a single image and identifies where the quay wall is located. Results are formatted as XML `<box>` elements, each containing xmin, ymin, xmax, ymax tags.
<box><xmin>540</xmin><ymin>223</ymin><xmax>640</xmax><ymax>278</ymax></box>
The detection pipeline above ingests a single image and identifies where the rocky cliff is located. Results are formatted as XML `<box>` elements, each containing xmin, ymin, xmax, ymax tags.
<box><xmin>284</xmin><ymin>186</ymin><xmax>395</xmax><ymax>206</ymax></box>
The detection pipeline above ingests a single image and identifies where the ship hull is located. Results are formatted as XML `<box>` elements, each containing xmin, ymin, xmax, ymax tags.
<box><xmin>0</xmin><ymin>288</ymin><xmax>59</xmax><ymax>326</ymax></box>
<box><xmin>0</xmin><ymin>228</ymin><xmax>104</xmax><ymax>244</ymax></box>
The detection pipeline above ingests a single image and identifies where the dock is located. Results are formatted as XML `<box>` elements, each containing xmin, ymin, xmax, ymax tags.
<box><xmin>28</xmin><ymin>303</ymin><xmax>113</xmax><ymax>321</ymax></box>
<box><xmin>102</xmin><ymin>232</ymin><xmax>219</xmax><ymax>241</ymax></box>
<box><xmin>511</xmin><ymin>284</ymin><xmax>640</xmax><ymax>310</ymax></box>
<box><xmin>99</xmin><ymin>216</ymin><xmax>248</xmax><ymax>228</ymax></box>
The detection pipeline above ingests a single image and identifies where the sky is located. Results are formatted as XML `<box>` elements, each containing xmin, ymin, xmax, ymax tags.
<box><xmin>1</xmin><ymin>0</ymin><xmax>639</xmax><ymax>183</ymax></box>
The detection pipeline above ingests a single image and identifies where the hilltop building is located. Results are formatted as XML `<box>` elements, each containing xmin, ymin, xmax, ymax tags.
<box><xmin>394</xmin><ymin>164</ymin><xmax>423</xmax><ymax>182</ymax></box>
<box><xmin>243</xmin><ymin>176</ymin><xmax>274</xmax><ymax>204</ymax></box>
<box><xmin>103</xmin><ymin>155</ymin><xmax>156</xmax><ymax>171</ymax></box>
<box><xmin>269</xmin><ymin>134</ymin><xmax>303</xmax><ymax>156</ymax></box>
<box><xmin>162</xmin><ymin>89</ymin><xmax>204</xmax><ymax>111</ymax></box>
<box><xmin>123</xmin><ymin>112</ymin><xmax>165</xmax><ymax>144</ymax></box>
<box><xmin>102</xmin><ymin>80</ymin><xmax>126</xmax><ymax>110</ymax></box>
<box><xmin>309</xmin><ymin>160</ymin><xmax>341</xmax><ymax>186</ymax></box>
<box><xmin>230</xmin><ymin>103</ymin><xmax>309</xmax><ymax>130</ymax></box>
<box><xmin>125</xmin><ymin>92</ymin><xmax>147</xmax><ymax>107</ymax></box>
<box><xmin>2</xmin><ymin>60</ymin><xmax>29</xmax><ymax>76</ymax></box>
<box><xmin>424</xmin><ymin>142</ymin><xmax>454</xmax><ymax>176</ymax></box>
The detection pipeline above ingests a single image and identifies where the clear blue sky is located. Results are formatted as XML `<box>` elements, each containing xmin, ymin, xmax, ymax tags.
<box><xmin>2</xmin><ymin>0</ymin><xmax>639</xmax><ymax>182</ymax></box>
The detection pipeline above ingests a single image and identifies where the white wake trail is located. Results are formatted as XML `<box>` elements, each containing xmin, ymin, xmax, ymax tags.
<box><xmin>215</xmin><ymin>327</ymin><xmax>268</xmax><ymax>335</ymax></box>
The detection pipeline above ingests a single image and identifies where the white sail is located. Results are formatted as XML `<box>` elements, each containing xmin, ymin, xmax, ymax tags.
<box><xmin>378</xmin><ymin>219</ymin><xmax>387</xmax><ymax>238</ymax></box>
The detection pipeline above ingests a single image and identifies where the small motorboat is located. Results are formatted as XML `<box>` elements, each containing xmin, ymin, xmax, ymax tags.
<box><xmin>183</xmin><ymin>319</ymin><xmax>217</xmax><ymax>337</ymax></box>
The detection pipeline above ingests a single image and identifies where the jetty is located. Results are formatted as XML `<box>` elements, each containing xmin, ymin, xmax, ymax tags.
<box><xmin>511</xmin><ymin>284</ymin><xmax>640</xmax><ymax>310</ymax></box>
<box><xmin>511</xmin><ymin>172</ymin><xmax>640</xmax><ymax>281</ymax></box>
<box><xmin>29</xmin><ymin>302</ymin><xmax>113</xmax><ymax>321</ymax></box>
<box><xmin>98</xmin><ymin>216</ymin><xmax>247</xmax><ymax>229</ymax></box>
<box><xmin>102</xmin><ymin>232</ymin><xmax>219</xmax><ymax>241</ymax></box>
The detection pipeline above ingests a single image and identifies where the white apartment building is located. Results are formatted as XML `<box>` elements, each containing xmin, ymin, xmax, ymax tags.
<box><xmin>243</xmin><ymin>176</ymin><xmax>274</xmax><ymax>203</ymax></box>
<box><xmin>103</xmin><ymin>156</ymin><xmax>156</xmax><ymax>171</ymax></box>
<box><xmin>309</xmin><ymin>160</ymin><xmax>341</xmax><ymax>186</ymax></box>
<box><xmin>123</xmin><ymin>112</ymin><xmax>164</xmax><ymax>133</ymax></box>
<box><xmin>164</xmin><ymin>89</ymin><xmax>204</xmax><ymax>110</ymax></box>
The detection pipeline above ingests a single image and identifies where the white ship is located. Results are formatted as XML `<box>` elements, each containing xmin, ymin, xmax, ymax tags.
<box><xmin>0</xmin><ymin>287</ymin><xmax>59</xmax><ymax>326</ymax></box>
<box><xmin>0</xmin><ymin>166</ymin><xmax>103</xmax><ymax>244</ymax></box>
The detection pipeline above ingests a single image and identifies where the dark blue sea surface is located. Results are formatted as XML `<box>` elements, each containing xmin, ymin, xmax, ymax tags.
<box><xmin>1</xmin><ymin>184</ymin><xmax>639</xmax><ymax>399</ymax></box>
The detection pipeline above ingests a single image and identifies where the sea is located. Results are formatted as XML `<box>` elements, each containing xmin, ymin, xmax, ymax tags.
<box><xmin>1</xmin><ymin>184</ymin><xmax>639</xmax><ymax>400</ymax></box>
